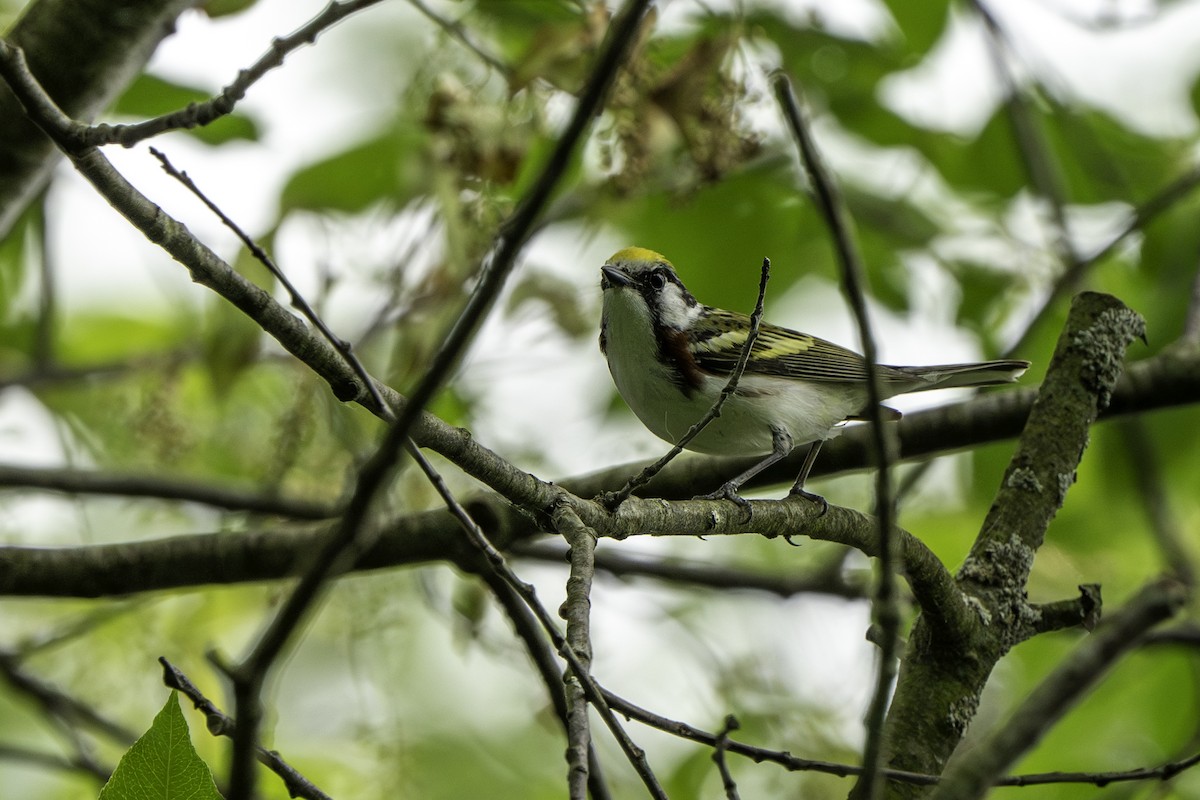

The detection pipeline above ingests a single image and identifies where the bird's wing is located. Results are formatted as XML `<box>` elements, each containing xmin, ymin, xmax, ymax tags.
<box><xmin>690</xmin><ymin>310</ymin><xmax>909</xmax><ymax>384</ymax></box>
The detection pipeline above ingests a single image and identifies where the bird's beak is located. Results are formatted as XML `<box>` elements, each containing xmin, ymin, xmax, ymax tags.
<box><xmin>601</xmin><ymin>265</ymin><xmax>633</xmax><ymax>289</ymax></box>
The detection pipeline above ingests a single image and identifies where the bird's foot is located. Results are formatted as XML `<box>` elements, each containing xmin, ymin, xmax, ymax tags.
<box><xmin>697</xmin><ymin>483</ymin><xmax>752</xmax><ymax>520</ymax></box>
<box><xmin>788</xmin><ymin>486</ymin><xmax>829</xmax><ymax>517</ymax></box>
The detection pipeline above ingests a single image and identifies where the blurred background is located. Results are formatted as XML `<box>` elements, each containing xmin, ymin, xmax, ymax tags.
<box><xmin>2</xmin><ymin>0</ymin><xmax>1200</xmax><ymax>797</ymax></box>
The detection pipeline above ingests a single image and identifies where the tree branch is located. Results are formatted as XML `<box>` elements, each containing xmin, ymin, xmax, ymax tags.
<box><xmin>84</xmin><ymin>0</ymin><xmax>387</xmax><ymax>148</ymax></box>
<box><xmin>881</xmin><ymin>292</ymin><xmax>1147</xmax><ymax>796</ymax></box>
<box><xmin>773</xmin><ymin>72</ymin><xmax>901</xmax><ymax>800</ymax></box>
<box><xmin>159</xmin><ymin>658</ymin><xmax>332</xmax><ymax>800</ymax></box>
<box><xmin>4</xmin><ymin>339</ymin><xmax>1199</xmax><ymax>602</ymax></box>
<box><xmin>0</xmin><ymin>464</ymin><xmax>337</xmax><ymax>519</ymax></box>
<box><xmin>555</xmin><ymin>505</ymin><xmax>598</xmax><ymax>799</ymax></box>
<box><xmin>0</xmin><ymin>0</ymin><xmax>196</xmax><ymax>236</ymax></box>
<box><xmin>581</xmin><ymin>338</ymin><xmax>1200</xmax><ymax>503</ymax></box>
<box><xmin>930</xmin><ymin>577</ymin><xmax>1187</xmax><ymax>800</ymax></box>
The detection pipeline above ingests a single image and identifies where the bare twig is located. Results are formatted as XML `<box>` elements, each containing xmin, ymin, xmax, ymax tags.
<box><xmin>158</xmin><ymin>658</ymin><xmax>332</xmax><ymax>800</ymax></box>
<box><xmin>1185</xmin><ymin>258</ymin><xmax>1200</xmax><ymax>344</ymax></box>
<box><xmin>970</xmin><ymin>0</ymin><xmax>1081</xmax><ymax>273</ymax></box>
<box><xmin>602</xmin><ymin>257</ymin><xmax>771</xmax><ymax>508</ymax></box>
<box><xmin>83</xmin><ymin>0</ymin><xmax>388</xmax><ymax>148</ymax></box>
<box><xmin>149</xmin><ymin>147</ymin><xmax>391</xmax><ymax>418</ymax></box>
<box><xmin>513</xmin><ymin>540</ymin><xmax>868</xmax><ymax>600</ymax></box>
<box><xmin>1119</xmin><ymin>419</ymin><xmax>1195</xmax><ymax>586</ymax></box>
<box><xmin>478</xmin><ymin>570</ymin><xmax>613</xmax><ymax>800</ymax></box>
<box><xmin>773</xmin><ymin>73</ymin><xmax>899</xmax><ymax>800</ymax></box>
<box><xmin>32</xmin><ymin>198</ymin><xmax>54</xmax><ymax>367</ymax></box>
<box><xmin>0</xmin><ymin>464</ymin><xmax>337</xmax><ymax>519</ymax></box>
<box><xmin>0</xmin><ymin>744</ymin><xmax>107</xmax><ymax>780</ymax></box>
<box><xmin>0</xmin><ymin>650</ymin><xmax>123</xmax><ymax>782</ymax></box>
<box><xmin>605</xmin><ymin>680</ymin><xmax>1200</xmax><ymax>789</ymax></box>
<box><xmin>405</xmin><ymin>444</ymin><xmax>666</xmax><ymax>798</ymax></box>
<box><xmin>713</xmin><ymin>715</ymin><xmax>742</xmax><ymax>800</ymax></box>
<box><xmin>406</xmin><ymin>0</ymin><xmax>510</xmax><ymax>76</ymax></box>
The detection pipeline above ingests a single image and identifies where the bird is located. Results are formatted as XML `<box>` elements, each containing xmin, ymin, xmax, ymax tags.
<box><xmin>598</xmin><ymin>246</ymin><xmax>1030</xmax><ymax>509</ymax></box>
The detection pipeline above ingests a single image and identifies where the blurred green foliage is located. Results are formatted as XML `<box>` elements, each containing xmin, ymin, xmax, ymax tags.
<box><xmin>2</xmin><ymin>0</ymin><xmax>1200</xmax><ymax>798</ymax></box>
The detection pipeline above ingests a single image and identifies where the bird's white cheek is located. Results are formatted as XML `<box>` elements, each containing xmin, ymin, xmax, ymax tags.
<box><xmin>654</xmin><ymin>283</ymin><xmax>702</xmax><ymax>330</ymax></box>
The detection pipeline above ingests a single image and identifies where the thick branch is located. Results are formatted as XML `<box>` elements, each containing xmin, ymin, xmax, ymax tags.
<box><xmin>0</xmin><ymin>493</ymin><xmax>964</xmax><ymax>629</ymax></box>
<box><xmin>959</xmin><ymin>293</ymin><xmax>1144</xmax><ymax>608</ymax></box>
<box><xmin>930</xmin><ymin>577</ymin><xmax>1187</xmax><ymax>800</ymax></box>
<box><xmin>880</xmin><ymin>293</ymin><xmax>1146</xmax><ymax>797</ymax></box>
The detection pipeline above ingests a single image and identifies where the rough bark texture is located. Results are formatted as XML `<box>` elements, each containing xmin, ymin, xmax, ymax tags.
<box><xmin>875</xmin><ymin>293</ymin><xmax>1147</xmax><ymax>798</ymax></box>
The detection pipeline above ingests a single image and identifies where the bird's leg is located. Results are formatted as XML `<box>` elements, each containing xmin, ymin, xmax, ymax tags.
<box><xmin>787</xmin><ymin>440</ymin><xmax>828</xmax><ymax>515</ymax></box>
<box><xmin>698</xmin><ymin>426</ymin><xmax>794</xmax><ymax>511</ymax></box>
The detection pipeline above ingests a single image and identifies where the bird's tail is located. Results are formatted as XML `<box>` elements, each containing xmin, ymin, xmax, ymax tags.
<box><xmin>890</xmin><ymin>359</ymin><xmax>1030</xmax><ymax>391</ymax></box>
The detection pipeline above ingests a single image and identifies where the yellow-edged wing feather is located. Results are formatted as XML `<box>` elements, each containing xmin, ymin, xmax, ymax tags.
<box><xmin>689</xmin><ymin>308</ymin><xmax>910</xmax><ymax>384</ymax></box>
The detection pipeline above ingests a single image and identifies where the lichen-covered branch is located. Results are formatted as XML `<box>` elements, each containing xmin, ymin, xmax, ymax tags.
<box><xmin>930</xmin><ymin>577</ymin><xmax>1187</xmax><ymax>800</ymax></box>
<box><xmin>878</xmin><ymin>293</ymin><xmax>1148</xmax><ymax>798</ymax></box>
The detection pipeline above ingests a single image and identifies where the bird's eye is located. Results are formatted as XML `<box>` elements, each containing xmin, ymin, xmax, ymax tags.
<box><xmin>648</xmin><ymin>271</ymin><xmax>666</xmax><ymax>290</ymax></box>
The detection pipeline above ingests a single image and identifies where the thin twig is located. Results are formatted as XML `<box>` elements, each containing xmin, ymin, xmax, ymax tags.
<box><xmin>1118</xmin><ymin>419</ymin><xmax>1194</xmax><ymax>586</ymax></box>
<box><xmin>0</xmin><ymin>745</ymin><xmax>106</xmax><ymax>781</ymax></box>
<box><xmin>1184</xmin><ymin>258</ymin><xmax>1200</xmax><ymax>344</ymax></box>
<box><xmin>158</xmin><ymin>658</ymin><xmax>332</xmax><ymax>800</ymax></box>
<box><xmin>204</xmin><ymin>3</ymin><xmax>652</xmax><ymax>792</ymax></box>
<box><xmin>0</xmin><ymin>648</ymin><xmax>136</xmax><ymax>744</ymax></box>
<box><xmin>82</xmin><ymin>0</ymin><xmax>387</xmax><ymax>147</ymax></box>
<box><xmin>405</xmin><ymin>444</ymin><xmax>667</xmax><ymax>798</ymax></box>
<box><xmin>603</xmin><ymin>257</ymin><xmax>771</xmax><ymax>508</ymax></box>
<box><xmin>0</xmin><ymin>463</ymin><xmax>338</xmax><ymax>519</ymax></box>
<box><xmin>513</xmin><ymin>540</ymin><xmax>869</xmax><ymax>600</ymax></box>
<box><xmin>998</xmin><ymin>110</ymin><xmax>1200</xmax><ymax>356</ymax></box>
<box><xmin>33</xmin><ymin>196</ymin><xmax>54</xmax><ymax>368</ymax></box>
<box><xmin>713</xmin><ymin>715</ymin><xmax>742</xmax><ymax>800</ymax></box>
<box><xmin>971</xmin><ymin>0</ymin><xmax>1081</xmax><ymax>273</ymax></box>
<box><xmin>772</xmin><ymin>73</ymin><xmax>899</xmax><ymax>800</ymax></box>
<box><xmin>478</xmin><ymin>570</ymin><xmax>614</xmax><ymax>800</ymax></box>
<box><xmin>149</xmin><ymin>147</ymin><xmax>391</xmax><ymax>418</ymax></box>
<box><xmin>604</xmin><ymin>681</ymin><xmax>1200</xmax><ymax>789</ymax></box>
<box><xmin>406</xmin><ymin>0</ymin><xmax>510</xmax><ymax>76</ymax></box>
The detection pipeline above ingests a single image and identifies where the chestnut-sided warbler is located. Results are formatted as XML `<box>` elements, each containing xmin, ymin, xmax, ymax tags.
<box><xmin>599</xmin><ymin>247</ymin><xmax>1030</xmax><ymax>507</ymax></box>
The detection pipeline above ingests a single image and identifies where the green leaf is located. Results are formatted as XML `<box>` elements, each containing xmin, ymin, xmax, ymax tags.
<box><xmin>602</xmin><ymin>155</ymin><xmax>828</xmax><ymax>314</ymax></box>
<box><xmin>98</xmin><ymin>692</ymin><xmax>221</xmax><ymax>800</ymax></box>
<box><xmin>112</xmin><ymin>74</ymin><xmax>260</xmax><ymax>145</ymax></box>
<box><xmin>881</xmin><ymin>0</ymin><xmax>952</xmax><ymax>58</ymax></box>
<box><xmin>1040</xmin><ymin>103</ymin><xmax>1189</xmax><ymax>204</ymax></box>
<box><xmin>280</xmin><ymin>126</ymin><xmax>428</xmax><ymax>214</ymax></box>
<box><xmin>202</xmin><ymin>0</ymin><xmax>259</xmax><ymax>18</ymax></box>
<box><xmin>0</xmin><ymin>204</ymin><xmax>39</xmax><ymax>321</ymax></box>
<box><xmin>57</xmin><ymin>312</ymin><xmax>189</xmax><ymax>363</ymax></box>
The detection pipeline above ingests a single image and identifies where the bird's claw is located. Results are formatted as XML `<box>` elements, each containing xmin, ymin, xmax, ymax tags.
<box><xmin>698</xmin><ymin>483</ymin><xmax>753</xmax><ymax>520</ymax></box>
<box><xmin>788</xmin><ymin>487</ymin><xmax>828</xmax><ymax>516</ymax></box>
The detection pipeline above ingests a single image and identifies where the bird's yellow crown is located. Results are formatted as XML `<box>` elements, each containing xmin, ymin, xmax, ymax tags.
<box><xmin>608</xmin><ymin>246</ymin><xmax>671</xmax><ymax>266</ymax></box>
